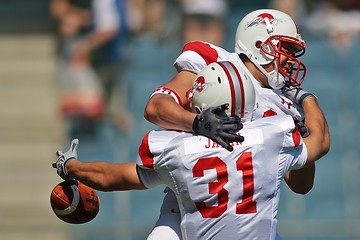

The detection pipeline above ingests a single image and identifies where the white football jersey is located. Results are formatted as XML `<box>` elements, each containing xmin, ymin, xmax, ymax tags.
<box><xmin>174</xmin><ymin>41</ymin><xmax>304</xmax><ymax>121</ymax></box>
<box><xmin>137</xmin><ymin>115</ymin><xmax>307</xmax><ymax>240</ymax></box>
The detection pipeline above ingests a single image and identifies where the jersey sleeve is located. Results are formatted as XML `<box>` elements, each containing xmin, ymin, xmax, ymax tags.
<box><xmin>137</xmin><ymin>131</ymin><xmax>163</xmax><ymax>169</ymax></box>
<box><xmin>136</xmin><ymin>166</ymin><xmax>163</xmax><ymax>189</ymax></box>
<box><xmin>136</xmin><ymin>130</ymin><xmax>182</xmax><ymax>189</ymax></box>
<box><xmin>174</xmin><ymin>41</ymin><xmax>220</xmax><ymax>74</ymax></box>
<box><xmin>136</xmin><ymin>130</ymin><xmax>182</xmax><ymax>169</ymax></box>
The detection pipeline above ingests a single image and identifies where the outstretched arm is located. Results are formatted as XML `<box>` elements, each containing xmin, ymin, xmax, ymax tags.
<box><xmin>66</xmin><ymin>160</ymin><xmax>147</xmax><ymax>191</ymax></box>
<box><xmin>52</xmin><ymin>139</ymin><xmax>147</xmax><ymax>191</ymax></box>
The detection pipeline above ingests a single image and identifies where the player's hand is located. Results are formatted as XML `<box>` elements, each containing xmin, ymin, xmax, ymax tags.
<box><xmin>192</xmin><ymin>103</ymin><xmax>244</xmax><ymax>152</ymax></box>
<box><xmin>282</xmin><ymin>85</ymin><xmax>317</xmax><ymax>107</ymax></box>
<box><xmin>52</xmin><ymin>139</ymin><xmax>79</xmax><ymax>180</ymax></box>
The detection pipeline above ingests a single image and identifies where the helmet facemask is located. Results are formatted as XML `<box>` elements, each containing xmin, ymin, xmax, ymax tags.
<box><xmin>260</xmin><ymin>35</ymin><xmax>306</xmax><ymax>87</ymax></box>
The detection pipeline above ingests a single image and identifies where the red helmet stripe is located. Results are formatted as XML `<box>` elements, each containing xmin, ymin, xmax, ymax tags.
<box><xmin>217</xmin><ymin>62</ymin><xmax>236</xmax><ymax>116</ymax></box>
<box><xmin>228</xmin><ymin>62</ymin><xmax>245</xmax><ymax>118</ymax></box>
<box><xmin>229</xmin><ymin>62</ymin><xmax>245</xmax><ymax>117</ymax></box>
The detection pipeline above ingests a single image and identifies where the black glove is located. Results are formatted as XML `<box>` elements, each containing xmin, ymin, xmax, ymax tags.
<box><xmin>192</xmin><ymin>104</ymin><xmax>244</xmax><ymax>152</ymax></box>
<box><xmin>294</xmin><ymin>119</ymin><xmax>309</xmax><ymax>138</ymax></box>
<box><xmin>282</xmin><ymin>85</ymin><xmax>317</xmax><ymax>108</ymax></box>
<box><xmin>52</xmin><ymin>139</ymin><xmax>79</xmax><ymax>180</ymax></box>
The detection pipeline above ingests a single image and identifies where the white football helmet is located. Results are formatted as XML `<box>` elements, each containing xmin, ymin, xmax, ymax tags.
<box><xmin>235</xmin><ymin>9</ymin><xmax>306</xmax><ymax>89</ymax></box>
<box><xmin>188</xmin><ymin>61</ymin><xmax>256</xmax><ymax>122</ymax></box>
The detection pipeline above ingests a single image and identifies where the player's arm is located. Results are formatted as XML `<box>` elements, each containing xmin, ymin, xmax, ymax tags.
<box><xmin>144</xmin><ymin>70</ymin><xmax>197</xmax><ymax>132</ymax></box>
<box><xmin>283</xmin><ymin>87</ymin><xmax>330</xmax><ymax>165</ymax></box>
<box><xmin>301</xmin><ymin>97</ymin><xmax>330</xmax><ymax>166</ymax></box>
<box><xmin>66</xmin><ymin>160</ymin><xmax>147</xmax><ymax>191</ymax></box>
<box><xmin>284</xmin><ymin>163</ymin><xmax>315</xmax><ymax>194</ymax></box>
<box><xmin>284</xmin><ymin>119</ymin><xmax>315</xmax><ymax>194</ymax></box>
<box><xmin>52</xmin><ymin>139</ymin><xmax>147</xmax><ymax>191</ymax></box>
<box><xmin>145</xmin><ymin>40</ymin><xmax>220</xmax><ymax>131</ymax></box>
<box><xmin>282</xmin><ymin>87</ymin><xmax>330</xmax><ymax>193</ymax></box>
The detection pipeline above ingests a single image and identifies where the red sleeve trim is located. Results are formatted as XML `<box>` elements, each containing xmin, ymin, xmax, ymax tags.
<box><xmin>138</xmin><ymin>132</ymin><xmax>154</xmax><ymax>168</ymax></box>
<box><xmin>151</xmin><ymin>87</ymin><xmax>183</xmax><ymax>106</ymax></box>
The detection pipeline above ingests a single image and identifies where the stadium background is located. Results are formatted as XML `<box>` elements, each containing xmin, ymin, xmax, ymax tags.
<box><xmin>0</xmin><ymin>0</ymin><xmax>359</xmax><ymax>239</ymax></box>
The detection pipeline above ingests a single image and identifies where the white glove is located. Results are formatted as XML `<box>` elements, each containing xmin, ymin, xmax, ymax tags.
<box><xmin>282</xmin><ymin>86</ymin><xmax>317</xmax><ymax>107</ymax></box>
<box><xmin>52</xmin><ymin>139</ymin><xmax>79</xmax><ymax>180</ymax></box>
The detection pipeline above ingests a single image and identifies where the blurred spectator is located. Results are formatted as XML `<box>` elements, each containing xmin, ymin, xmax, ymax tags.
<box><xmin>126</xmin><ymin>0</ymin><xmax>177</xmax><ymax>40</ymax></box>
<box><xmin>304</xmin><ymin>0</ymin><xmax>360</xmax><ymax>52</ymax></box>
<box><xmin>269</xmin><ymin>0</ymin><xmax>306</xmax><ymax>22</ymax></box>
<box><xmin>271</xmin><ymin>0</ymin><xmax>360</xmax><ymax>52</ymax></box>
<box><xmin>178</xmin><ymin>0</ymin><xmax>228</xmax><ymax>46</ymax></box>
<box><xmin>50</xmin><ymin>0</ymin><xmax>132</xmax><ymax>134</ymax></box>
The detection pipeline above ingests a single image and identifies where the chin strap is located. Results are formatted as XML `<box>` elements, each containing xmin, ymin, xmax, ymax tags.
<box><xmin>267</xmin><ymin>64</ymin><xmax>286</xmax><ymax>89</ymax></box>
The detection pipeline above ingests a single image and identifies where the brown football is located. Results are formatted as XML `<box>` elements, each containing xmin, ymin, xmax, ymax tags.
<box><xmin>50</xmin><ymin>179</ymin><xmax>99</xmax><ymax>224</ymax></box>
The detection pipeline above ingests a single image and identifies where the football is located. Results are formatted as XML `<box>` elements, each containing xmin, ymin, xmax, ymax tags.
<box><xmin>50</xmin><ymin>179</ymin><xmax>100</xmax><ymax>224</ymax></box>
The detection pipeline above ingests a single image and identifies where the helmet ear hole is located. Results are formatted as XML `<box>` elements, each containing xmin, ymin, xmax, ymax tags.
<box><xmin>217</xmin><ymin>77</ymin><xmax>221</xmax><ymax>84</ymax></box>
<box><xmin>255</xmin><ymin>41</ymin><xmax>262</xmax><ymax>49</ymax></box>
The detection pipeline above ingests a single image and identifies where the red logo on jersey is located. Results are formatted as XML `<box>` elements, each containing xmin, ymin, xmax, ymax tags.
<box><xmin>262</xmin><ymin>110</ymin><xmax>277</xmax><ymax>118</ymax></box>
<box><xmin>193</xmin><ymin>76</ymin><xmax>206</xmax><ymax>93</ymax></box>
<box><xmin>281</xmin><ymin>98</ymin><xmax>293</xmax><ymax>109</ymax></box>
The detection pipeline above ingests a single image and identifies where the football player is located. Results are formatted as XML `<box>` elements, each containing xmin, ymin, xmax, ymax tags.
<box><xmin>143</xmin><ymin>9</ymin><xmax>330</xmax><ymax>240</ymax></box>
<box><xmin>53</xmin><ymin>61</ymin><xmax>329</xmax><ymax>240</ymax></box>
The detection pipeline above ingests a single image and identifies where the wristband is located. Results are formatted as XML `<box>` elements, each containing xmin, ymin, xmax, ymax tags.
<box><xmin>150</xmin><ymin>87</ymin><xmax>183</xmax><ymax>106</ymax></box>
<box><xmin>299</xmin><ymin>93</ymin><xmax>317</xmax><ymax>107</ymax></box>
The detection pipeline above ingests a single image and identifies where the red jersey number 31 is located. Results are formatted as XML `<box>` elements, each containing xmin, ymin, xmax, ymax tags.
<box><xmin>192</xmin><ymin>152</ymin><xmax>257</xmax><ymax>218</ymax></box>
